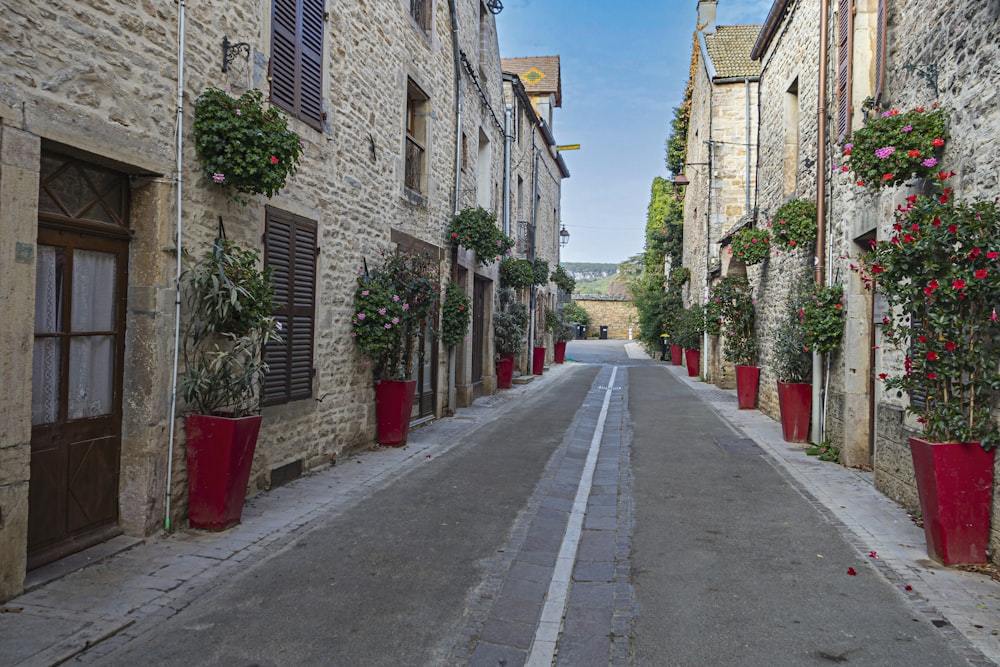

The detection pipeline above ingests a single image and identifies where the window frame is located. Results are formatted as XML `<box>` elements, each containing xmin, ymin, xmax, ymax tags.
<box><xmin>270</xmin><ymin>0</ymin><xmax>326</xmax><ymax>131</ymax></box>
<box><xmin>404</xmin><ymin>79</ymin><xmax>430</xmax><ymax>198</ymax></box>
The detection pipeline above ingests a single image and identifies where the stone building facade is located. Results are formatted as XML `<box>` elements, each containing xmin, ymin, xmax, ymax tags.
<box><xmin>681</xmin><ymin>0</ymin><xmax>760</xmax><ymax>383</ymax></box>
<box><xmin>573</xmin><ymin>297</ymin><xmax>638</xmax><ymax>341</ymax></box>
<box><xmin>0</xmin><ymin>0</ymin><xmax>565</xmax><ymax>602</ymax></box>
<box><xmin>685</xmin><ymin>0</ymin><xmax>1000</xmax><ymax>561</ymax></box>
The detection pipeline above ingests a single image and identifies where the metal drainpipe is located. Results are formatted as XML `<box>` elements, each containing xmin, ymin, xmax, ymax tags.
<box><xmin>164</xmin><ymin>0</ymin><xmax>187</xmax><ymax>532</ymax></box>
<box><xmin>503</xmin><ymin>105</ymin><xmax>512</xmax><ymax>237</ymax></box>
<box><xmin>447</xmin><ymin>0</ymin><xmax>461</xmax><ymax>412</ymax></box>
<box><xmin>811</xmin><ymin>0</ymin><xmax>831</xmax><ymax>444</ymax></box>
<box><xmin>745</xmin><ymin>77</ymin><xmax>752</xmax><ymax>213</ymax></box>
<box><xmin>528</xmin><ymin>143</ymin><xmax>540</xmax><ymax>374</ymax></box>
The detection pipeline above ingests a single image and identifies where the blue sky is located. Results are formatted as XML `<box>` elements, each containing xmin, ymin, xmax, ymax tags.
<box><xmin>495</xmin><ymin>0</ymin><xmax>773</xmax><ymax>264</ymax></box>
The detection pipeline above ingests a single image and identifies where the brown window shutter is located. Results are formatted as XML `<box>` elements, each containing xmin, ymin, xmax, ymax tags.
<box><xmin>270</xmin><ymin>0</ymin><xmax>325</xmax><ymax>130</ymax></box>
<box><xmin>837</xmin><ymin>0</ymin><xmax>853</xmax><ymax>141</ymax></box>
<box><xmin>874</xmin><ymin>0</ymin><xmax>887</xmax><ymax>106</ymax></box>
<box><xmin>263</xmin><ymin>208</ymin><xmax>317</xmax><ymax>405</ymax></box>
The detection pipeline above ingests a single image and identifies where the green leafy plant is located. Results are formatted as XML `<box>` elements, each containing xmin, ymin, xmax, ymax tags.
<box><xmin>500</xmin><ymin>257</ymin><xmax>549</xmax><ymax>289</ymax></box>
<box><xmin>181</xmin><ymin>238</ymin><xmax>281</xmax><ymax>417</ymax></box>
<box><xmin>769</xmin><ymin>199</ymin><xmax>817</xmax><ymax>251</ymax></box>
<box><xmin>774</xmin><ymin>289</ymin><xmax>812</xmax><ymax>384</ymax></box>
<box><xmin>673</xmin><ymin>304</ymin><xmax>705</xmax><ymax>351</ymax></box>
<box><xmin>532</xmin><ymin>259</ymin><xmax>551</xmax><ymax>287</ymax></box>
<box><xmin>352</xmin><ymin>250</ymin><xmax>439</xmax><ymax>380</ymax></box>
<box><xmin>669</xmin><ymin>266</ymin><xmax>691</xmax><ymax>288</ymax></box>
<box><xmin>440</xmin><ymin>282</ymin><xmax>471</xmax><ymax>347</ymax></box>
<box><xmin>561</xmin><ymin>301</ymin><xmax>590</xmax><ymax>328</ymax></box>
<box><xmin>730</xmin><ymin>227</ymin><xmax>771</xmax><ymax>265</ymax></box>
<box><xmin>857</xmin><ymin>179</ymin><xmax>1000</xmax><ymax>450</ymax></box>
<box><xmin>799</xmin><ymin>283</ymin><xmax>845</xmax><ymax>354</ymax></box>
<box><xmin>546</xmin><ymin>309</ymin><xmax>575</xmax><ymax>343</ymax></box>
<box><xmin>550</xmin><ymin>264</ymin><xmax>576</xmax><ymax>294</ymax></box>
<box><xmin>193</xmin><ymin>88</ymin><xmax>304</xmax><ymax>200</ymax></box>
<box><xmin>710</xmin><ymin>275</ymin><xmax>757</xmax><ymax>366</ymax></box>
<box><xmin>806</xmin><ymin>440</ymin><xmax>840</xmax><ymax>462</ymax></box>
<box><xmin>844</xmin><ymin>105</ymin><xmax>947</xmax><ymax>191</ymax></box>
<box><xmin>448</xmin><ymin>207</ymin><xmax>515</xmax><ymax>266</ymax></box>
<box><xmin>494</xmin><ymin>287</ymin><xmax>529</xmax><ymax>356</ymax></box>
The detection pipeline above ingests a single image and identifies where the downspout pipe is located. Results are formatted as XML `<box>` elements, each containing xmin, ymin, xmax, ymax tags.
<box><xmin>503</xmin><ymin>104</ymin><xmax>512</xmax><ymax>237</ymax></box>
<box><xmin>528</xmin><ymin>143</ymin><xmax>540</xmax><ymax>374</ymax></box>
<box><xmin>745</xmin><ymin>77</ymin><xmax>752</xmax><ymax>214</ymax></box>
<box><xmin>446</xmin><ymin>0</ymin><xmax>461</xmax><ymax>413</ymax></box>
<box><xmin>165</xmin><ymin>0</ymin><xmax>187</xmax><ymax>532</ymax></box>
<box><xmin>812</xmin><ymin>0</ymin><xmax>831</xmax><ymax>444</ymax></box>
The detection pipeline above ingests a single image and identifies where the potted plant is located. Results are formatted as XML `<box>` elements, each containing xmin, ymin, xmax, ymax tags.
<box><xmin>666</xmin><ymin>268</ymin><xmax>688</xmax><ymax>365</ymax></box>
<box><xmin>493</xmin><ymin>287</ymin><xmax>528</xmax><ymax>388</ymax></box>
<box><xmin>769</xmin><ymin>199</ymin><xmax>817</xmax><ymax>252</ymax></box>
<box><xmin>546</xmin><ymin>309</ymin><xmax>575</xmax><ymax>363</ymax></box>
<box><xmin>532</xmin><ymin>304</ymin><xmax>548</xmax><ymax>376</ymax></box>
<box><xmin>193</xmin><ymin>88</ymin><xmax>304</xmax><ymax>202</ymax></box>
<box><xmin>674</xmin><ymin>305</ymin><xmax>704</xmax><ymax>378</ymax></box>
<box><xmin>773</xmin><ymin>290</ymin><xmax>813</xmax><ymax>443</ymax></box>
<box><xmin>843</xmin><ymin>104</ymin><xmax>947</xmax><ymax>191</ymax></box>
<box><xmin>440</xmin><ymin>282</ymin><xmax>471</xmax><ymax>348</ymax></box>
<box><xmin>352</xmin><ymin>250</ymin><xmax>438</xmax><ymax>446</ymax></box>
<box><xmin>858</xmin><ymin>177</ymin><xmax>1000</xmax><ymax>564</ymax></box>
<box><xmin>180</xmin><ymin>237</ymin><xmax>280</xmax><ymax>530</ymax></box>
<box><xmin>729</xmin><ymin>227</ymin><xmax>771</xmax><ymax>266</ymax></box>
<box><xmin>448</xmin><ymin>207</ymin><xmax>515</xmax><ymax>266</ymax></box>
<box><xmin>712</xmin><ymin>275</ymin><xmax>758</xmax><ymax>408</ymax></box>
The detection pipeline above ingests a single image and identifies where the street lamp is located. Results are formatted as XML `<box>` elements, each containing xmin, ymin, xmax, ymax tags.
<box><xmin>559</xmin><ymin>225</ymin><xmax>570</xmax><ymax>247</ymax></box>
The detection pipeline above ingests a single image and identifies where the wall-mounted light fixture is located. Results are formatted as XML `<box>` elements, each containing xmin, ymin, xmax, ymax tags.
<box><xmin>486</xmin><ymin>0</ymin><xmax>504</xmax><ymax>14</ymax></box>
<box><xmin>671</xmin><ymin>163</ymin><xmax>708</xmax><ymax>201</ymax></box>
<box><xmin>559</xmin><ymin>225</ymin><xmax>570</xmax><ymax>247</ymax></box>
<box><xmin>222</xmin><ymin>36</ymin><xmax>251</xmax><ymax>73</ymax></box>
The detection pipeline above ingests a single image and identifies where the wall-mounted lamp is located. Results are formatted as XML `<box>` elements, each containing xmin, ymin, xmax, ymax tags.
<box><xmin>559</xmin><ymin>225</ymin><xmax>570</xmax><ymax>247</ymax></box>
<box><xmin>671</xmin><ymin>162</ymin><xmax>708</xmax><ymax>201</ymax></box>
<box><xmin>222</xmin><ymin>36</ymin><xmax>251</xmax><ymax>73</ymax></box>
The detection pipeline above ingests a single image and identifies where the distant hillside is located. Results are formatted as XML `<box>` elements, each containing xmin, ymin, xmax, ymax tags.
<box><xmin>562</xmin><ymin>262</ymin><xmax>619</xmax><ymax>282</ymax></box>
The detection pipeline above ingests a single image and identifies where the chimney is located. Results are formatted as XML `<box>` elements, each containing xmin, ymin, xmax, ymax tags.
<box><xmin>697</xmin><ymin>0</ymin><xmax>718</xmax><ymax>34</ymax></box>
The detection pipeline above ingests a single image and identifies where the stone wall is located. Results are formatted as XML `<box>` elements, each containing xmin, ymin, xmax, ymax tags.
<box><xmin>0</xmin><ymin>0</ymin><xmax>517</xmax><ymax>601</ymax></box>
<box><xmin>574</xmin><ymin>296</ymin><xmax>638</xmax><ymax>340</ymax></box>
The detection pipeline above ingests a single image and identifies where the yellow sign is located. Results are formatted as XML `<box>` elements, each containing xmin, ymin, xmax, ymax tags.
<box><xmin>522</xmin><ymin>68</ymin><xmax>546</xmax><ymax>84</ymax></box>
<box><xmin>556</xmin><ymin>144</ymin><xmax>580</xmax><ymax>151</ymax></box>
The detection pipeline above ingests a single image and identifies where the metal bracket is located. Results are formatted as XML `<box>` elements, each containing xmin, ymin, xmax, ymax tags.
<box><xmin>222</xmin><ymin>36</ymin><xmax>251</xmax><ymax>73</ymax></box>
<box><xmin>486</xmin><ymin>0</ymin><xmax>503</xmax><ymax>14</ymax></box>
<box><xmin>902</xmin><ymin>62</ymin><xmax>939</xmax><ymax>98</ymax></box>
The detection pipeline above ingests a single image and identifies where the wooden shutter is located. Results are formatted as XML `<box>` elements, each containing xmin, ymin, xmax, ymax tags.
<box><xmin>270</xmin><ymin>0</ymin><xmax>325</xmax><ymax>130</ymax></box>
<box><xmin>874</xmin><ymin>0</ymin><xmax>887</xmax><ymax>106</ymax></box>
<box><xmin>837</xmin><ymin>0</ymin><xmax>853</xmax><ymax>141</ymax></box>
<box><xmin>263</xmin><ymin>208</ymin><xmax>317</xmax><ymax>405</ymax></box>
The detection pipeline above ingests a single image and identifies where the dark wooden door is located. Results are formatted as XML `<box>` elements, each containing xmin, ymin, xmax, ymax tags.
<box><xmin>29</xmin><ymin>154</ymin><xmax>130</xmax><ymax>568</ymax></box>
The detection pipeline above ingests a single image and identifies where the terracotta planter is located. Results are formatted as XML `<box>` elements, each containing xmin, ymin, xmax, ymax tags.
<box><xmin>684</xmin><ymin>349</ymin><xmax>700</xmax><ymax>377</ymax></box>
<box><xmin>532</xmin><ymin>346</ymin><xmax>546</xmax><ymax>375</ymax></box>
<box><xmin>185</xmin><ymin>414</ymin><xmax>262</xmax><ymax>531</ymax></box>
<box><xmin>497</xmin><ymin>354</ymin><xmax>515</xmax><ymax>389</ymax></box>
<box><xmin>670</xmin><ymin>344</ymin><xmax>683</xmax><ymax>366</ymax></box>
<box><xmin>777</xmin><ymin>382</ymin><xmax>811</xmax><ymax>443</ymax></box>
<box><xmin>554</xmin><ymin>341</ymin><xmax>567</xmax><ymax>364</ymax></box>
<box><xmin>909</xmin><ymin>437</ymin><xmax>995</xmax><ymax>565</ymax></box>
<box><xmin>375</xmin><ymin>379</ymin><xmax>416</xmax><ymax>447</ymax></box>
<box><xmin>735</xmin><ymin>365</ymin><xmax>760</xmax><ymax>409</ymax></box>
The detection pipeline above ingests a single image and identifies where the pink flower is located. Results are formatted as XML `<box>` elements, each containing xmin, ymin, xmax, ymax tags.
<box><xmin>212</xmin><ymin>173</ymin><xmax>226</xmax><ymax>183</ymax></box>
<box><xmin>384</xmin><ymin>323</ymin><xmax>392</xmax><ymax>329</ymax></box>
<box><xmin>361</xmin><ymin>290</ymin><xmax>370</xmax><ymax>295</ymax></box>
<box><xmin>357</xmin><ymin>313</ymin><xmax>366</xmax><ymax>320</ymax></box>
<box><xmin>402</xmin><ymin>303</ymin><xmax>410</xmax><ymax>311</ymax></box>
<box><xmin>922</xmin><ymin>158</ymin><xmax>938</xmax><ymax>168</ymax></box>
<box><xmin>391</xmin><ymin>317</ymin><xmax>399</xmax><ymax>324</ymax></box>
<box><xmin>378</xmin><ymin>308</ymin><xmax>387</xmax><ymax>315</ymax></box>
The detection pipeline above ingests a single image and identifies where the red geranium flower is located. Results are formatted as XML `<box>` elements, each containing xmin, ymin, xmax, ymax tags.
<box><xmin>976</xmin><ymin>269</ymin><xmax>988</xmax><ymax>279</ymax></box>
<box><xmin>988</xmin><ymin>251</ymin><xmax>999</xmax><ymax>260</ymax></box>
<box><xmin>926</xmin><ymin>350</ymin><xmax>939</xmax><ymax>361</ymax></box>
<box><xmin>952</xmin><ymin>279</ymin><xmax>966</xmax><ymax>290</ymax></box>
<box><xmin>947</xmin><ymin>224</ymin><xmax>958</xmax><ymax>234</ymax></box>
<box><xmin>932</xmin><ymin>137</ymin><xmax>945</xmax><ymax>147</ymax></box>
<box><xmin>932</xmin><ymin>217</ymin><xmax>942</xmax><ymax>227</ymax></box>
<box><xmin>269</xmin><ymin>155</ymin><xmax>279</xmax><ymax>164</ymax></box>
<box><xmin>882</xmin><ymin>173</ymin><xmax>894</xmax><ymax>181</ymax></box>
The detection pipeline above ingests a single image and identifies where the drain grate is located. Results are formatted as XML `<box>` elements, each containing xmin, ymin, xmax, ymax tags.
<box><xmin>715</xmin><ymin>437</ymin><xmax>763</xmax><ymax>455</ymax></box>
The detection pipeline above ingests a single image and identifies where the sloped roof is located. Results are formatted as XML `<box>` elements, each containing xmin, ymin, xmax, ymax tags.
<box><xmin>501</xmin><ymin>55</ymin><xmax>561</xmax><ymax>107</ymax></box>
<box><xmin>704</xmin><ymin>25</ymin><xmax>763</xmax><ymax>79</ymax></box>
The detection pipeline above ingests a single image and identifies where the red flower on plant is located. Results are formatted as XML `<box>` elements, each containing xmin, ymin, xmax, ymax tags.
<box><xmin>857</xmin><ymin>180</ymin><xmax>865</xmax><ymax>187</ymax></box>
<box><xmin>927</xmin><ymin>372</ymin><xmax>937</xmax><ymax>380</ymax></box>
<box><xmin>947</xmin><ymin>224</ymin><xmax>958</xmax><ymax>234</ymax></box>
<box><xmin>871</xmin><ymin>264</ymin><xmax>884</xmax><ymax>274</ymax></box>
<box><xmin>269</xmin><ymin>155</ymin><xmax>279</xmax><ymax>164</ymax></box>
<box><xmin>952</xmin><ymin>279</ymin><xmax>966</xmax><ymax>290</ymax></box>
<box><xmin>882</xmin><ymin>173</ymin><xmax>894</xmax><ymax>181</ymax></box>
<box><xmin>932</xmin><ymin>137</ymin><xmax>945</xmax><ymax>147</ymax></box>
<box><xmin>903</xmin><ymin>234</ymin><xmax>914</xmax><ymax>243</ymax></box>
<box><xmin>988</xmin><ymin>251</ymin><xmax>999</xmax><ymax>260</ymax></box>
<box><xmin>932</xmin><ymin>217</ymin><xmax>942</xmax><ymax>227</ymax></box>
<box><xmin>976</xmin><ymin>269</ymin><xmax>989</xmax><ymax>279</ymax></box>
<box><xmin>926</xmin><ymin>350</ymin><xmax>939</xmax><ymax>361</ymax></box>
<box><xmin>945</xmin><ymin>341</ymin><xmax>958</xmax><ymax>351</ymax></box>
<box><xmin>917</xmin><ymin>336</ymin><xmax>926</xmax><ymax>343</ymax></box>
<box><xmin>908</xmin><ymin>149</ymin><xmax>922</xmax><ymax>158</ymax></box>
<box><xmin>970</xmin><ymin>247</ymin><xmax>982</xmax><ymax>259</ymax></box>
<box><xmin>878</xmin><ymin>373</ymin><xmax>888</xmax><ymax>380</ymax></box>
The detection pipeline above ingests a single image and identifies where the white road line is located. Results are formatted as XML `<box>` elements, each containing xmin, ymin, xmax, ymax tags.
<box><xmin>526</xmin><ymin>366</ymin><xmax>618</xmax><ymax>667</ymax></box>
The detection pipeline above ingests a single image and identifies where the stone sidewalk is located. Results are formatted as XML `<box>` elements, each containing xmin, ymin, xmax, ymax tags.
<box><xmin>664</xmin><ymin>361</ymin><xmax>1000</xmax><ymax>666</ymax></box>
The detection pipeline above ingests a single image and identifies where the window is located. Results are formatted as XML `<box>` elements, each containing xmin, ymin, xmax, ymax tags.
<box><xmin>410</xmin><ymin>0</ymin><xmax>431</xmax><ymax>32</ymax></box>
<box><xmin>874</xmin><ymin>0</ymin><xmax>887</xmax><ymax>106</ymax></box>
<box><xmin>262</xmin><ymin>207</ymin><xmax>317</xmax><ymax>405</ymax></box>
<box><xmin>783</xmin><ymin>78</ymin><xmax>800</xmax><ymax>198</ymax></box>
<box><xmin>405</xmin><ymin>80</ymin><xmax>429</xmax><ymax>196</ymax></box>
<box><xmin>271</xmin><ymin>0</ymin><xmax>325</xmax><ymax>130</ymax></box>
<box><xmin>476</xmin><ymin>129</ymin><xmax>491</xmax><ymax>210</ymax></box>
<box><xmin>836</xmin><ymin>0</ymin><xmax>853</xmax><ymax>141</ymax></box>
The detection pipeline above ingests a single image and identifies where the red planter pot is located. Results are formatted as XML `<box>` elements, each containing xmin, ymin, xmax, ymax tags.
<box><xmin>777</xmin><ymin>382</ymin><xmax>811</xmax><ymax>443</ymax></box>
<box><xmin>736</xmin><ymin>366</ymin><xmax>761</xmax><ymax>409</ymax></box>
<box><xmin>375</xmin><ymin>379</ymin><xmax>417</xmax><ymax>447</ymax></box>
<box><xmin>497</xmin><ymin>354</ymin><xmax>515</xmax><ymax>389</ymax></box>
<box><xmin>670</xmin><ymin>344</ymin><xmax>683</xmax><ymax>366</ymax></box>
<box><xmin>554</xmin><ymin>341</ymin><xmax>567</xmax><ymax>364</ymax></box>
<box><xmin>185</xmin><ymin>414</ymin><xmax>262</xmax><ymax>531</ymax></box>
<box><xmin>684</xmin><ymin>349</ymin><xmax>700</xmax><ymax>377</ymax></box>
<box><xmin>909</xmin><ymin>437</ymin><xmax>995</xmax><ymax>565</ymax></box>
<box><xmin>532</xmin><ymin>346</ymin><xmax>546</xmax><ymax>375</ymax></box>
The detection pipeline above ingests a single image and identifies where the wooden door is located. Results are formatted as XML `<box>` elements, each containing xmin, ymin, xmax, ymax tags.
<box><xmin>471</xmin><ymin>278</ymin><xmax>487</xmax><ymax>398</ymax></box>
<box><xmin>29</xmin><ymin>154</ymin><xmax>130</xmax><ymax>568</ymax></box>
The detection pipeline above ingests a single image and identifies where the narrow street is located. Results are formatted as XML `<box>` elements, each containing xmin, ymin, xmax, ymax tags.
<box><xmin>3</xmin><ymin>340</ymin><xmax>995</xmax><ymax>666</ymax></box>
